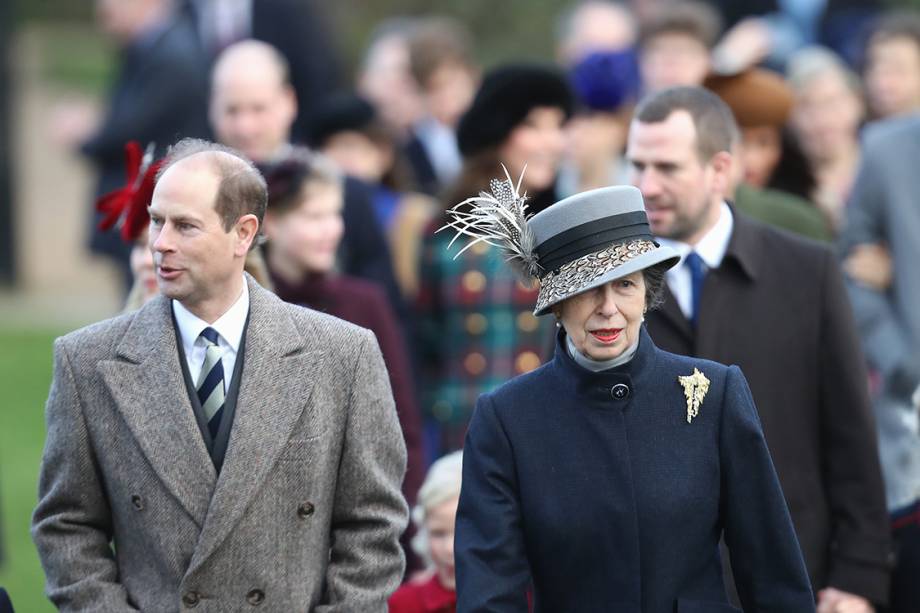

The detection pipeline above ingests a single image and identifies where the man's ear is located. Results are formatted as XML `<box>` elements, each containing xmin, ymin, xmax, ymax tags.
<box><xmin>709</xmin><ymin>150</ymin><xmax>734</xmax><ymax>198</ymax></box>
<box><xmin>234</xmin><ymin>214</ymin><xmax>260</xmax><ymax>256</ymax></box>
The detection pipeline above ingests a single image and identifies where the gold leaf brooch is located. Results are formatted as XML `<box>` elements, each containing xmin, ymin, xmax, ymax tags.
<box><xmin>678</xmin><ymin>368</ymin><xmax>710</xmax><ymax>424</ymax></box>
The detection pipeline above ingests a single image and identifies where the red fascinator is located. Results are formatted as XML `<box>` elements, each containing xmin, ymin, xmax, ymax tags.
<box><xmin>96</xmin><ymin>141</ymin><xmax>162</xmax><ymax>242</ymax></box>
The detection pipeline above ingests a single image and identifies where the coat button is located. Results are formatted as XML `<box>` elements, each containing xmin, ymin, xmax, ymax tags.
<box><xmin>611</xmin><ymin>383</ymin><xmax>630</xmax><ymax>400</ymax></box>
<box><xmin>131</xmin><ymin>495</ymin><xmax>144</xmax><ymax>511</ymax></box>
<box><xmin>247</xmin><ymin>588</ymin><xmax>265</xmax><ymax>606</ymax></box>
<box><xmin>182</xmin><ymin>591</ymin><xmax>200</xmax><ymax>608</ymax></box>
<box><xmin>297</xmin><ymin>501</ymin><xmax>315</xmax><ymax>519</ymax></box>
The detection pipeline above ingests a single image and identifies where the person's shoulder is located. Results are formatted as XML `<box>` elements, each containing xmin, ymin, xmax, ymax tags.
<box><xmin>735</xmin><ymin>210</ymin><xmax>834</xmax><ymax>266</ymax></box>
<box><xmin>653</xmin><ymin>345</ymin><xmax>732</xmax><ymax>380</ymax></box>
<box><xmin>56</xmin><ymin>309</ymin><xmax>139</xmax><ymax>357</ymax></box>
<box><xmin>484</xmin><ymin>360</ymin><xmax>556</xmax><ymax>411</ymax></box>
<box><xmin>278</xmin><ymin>297</ymin><xmax>371</xmax><ymax>342</ymax></box>
<box><xmin>861</xmin><ymin>114</ymin><xmax>920</xmax><ymax>150</ymax></box>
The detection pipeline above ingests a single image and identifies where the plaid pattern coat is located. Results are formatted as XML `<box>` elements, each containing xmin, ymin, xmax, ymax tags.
<box><xmin>415</xmin><ymin>222</ymin><xmax>555</xmax><ymax>454</ymax></box>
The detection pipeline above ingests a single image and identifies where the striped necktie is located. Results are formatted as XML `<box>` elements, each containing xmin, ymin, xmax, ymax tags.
<box><xmin>196</xmin><ymin>327</ymin><xmax>225</xmax><ymax>439</ymax></box>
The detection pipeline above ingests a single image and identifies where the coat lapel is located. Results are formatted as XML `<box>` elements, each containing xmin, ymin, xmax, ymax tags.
<box><xmin>658</xmin><ymin>284</ymin><xmax>694</xmax><ymax>344</ymax></box>
<box><xmin>187</xmin><ymin>279</ymin><xmax>323</xmax><ymax>574</ymax></box>
<box><xmin>97</xmin><ymin>296</ymin><xmax>216</xmax><ymax>527</ymax></box>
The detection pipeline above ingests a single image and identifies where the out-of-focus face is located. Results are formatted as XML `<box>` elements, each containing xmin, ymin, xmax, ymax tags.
<box><xmin>95</xmin><ymin>0</ymin><xmax>157</xmax><ymax>43</ymax></box>
<box><xmin>148</xmin><ymin>156</ymin><xmax>255</xmax><ymax>318</ymax></box>
<box><xmin>556</xmin><ymin>272</ymin><xmax>646</xmax><ymax>361</ymax></box>
<box><xmin>559</xmin><ymin>2</ymin><xmax>637</xmax><ymax>64</ymax></box>
<box><xmin>264</xmin><ymin>181</ymin><xmax>344</xmax><ymax>275</ymax></box>
<box><xmin>640</xmin><ymin>33</ymin><xmax>711</xmax><ymax>92</ymax></box>
<box><xmin>566</xmin><ymin>111</ymin><xmax>627</xmax><ymax>167</ymax></box>
<box><xmin>498</xmin><ymin>106</ymin><xmax>568</xmax><ymax>192</ymax></box>
<box><xmin>130</xmin><ymin>227</ymin><xmax>158</xmax><ymax>304</ymax></box>
<box><xmin>424</xmin><ymin>61</ymin><xmax>477</xmax><ymax>128</ymax></box>
<box><xmin>792</xmin><ymin>71</ymin><xmax>863</xmax><ymax>163</ymax></box>
<box><xmin>210</xmin><ymin>62</ymin><xmax>296</xmax><ymax>163</ymax></box>
<box><xmin>864</xmin><ymin>35</ymin><xmax>920</xmax><ymax>118</ymax></box>
<box><xmin>626</xmin><ymin>111</ymin><xmax>727</xmax><ymax>244</ymax></box>
<box><xmin>740</xmin><ymin>125</ymin><xmax>782</xmax><ymax>188</ymax></box>
<box><xmin>320</xmin><ymin>132</ymin><xmax>391</xmax><ymax>184</ymax></box>
<box><xmin>358</xmin><ymin>36</ymin><xmax>425</xmax><ymax>135</ymax></box>
<box><xmin>425</xmin><ymin>496</ymin><xmax>459</xmax><ymax>591</ymax></box>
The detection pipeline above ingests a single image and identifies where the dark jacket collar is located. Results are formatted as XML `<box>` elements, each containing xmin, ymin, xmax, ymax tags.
<box><xmin>722</xmin><ymin>204</ymin><xmax>763</xmax><ymax>282</ymax></box>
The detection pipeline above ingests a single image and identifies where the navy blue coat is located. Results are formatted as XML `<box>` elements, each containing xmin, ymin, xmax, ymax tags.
<box><xmin>455</xmin><ymin>327</ymin><xmax>815</xmax><ymax>613</ymax></box>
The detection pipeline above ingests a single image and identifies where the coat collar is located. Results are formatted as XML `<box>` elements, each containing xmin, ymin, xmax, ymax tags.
<box><xmin>98</xmin><ymin>275</ymin><xmax>324</xmax><ymax>572</ymax></box>
<box><xmin>552</xmin><ymin>326</ymin><xmax>657</xmax><ymax>401</ymax></box>
<box><xmin>721</xmin><ymin>204</ymin><xmax>762</xmax><ymax>282</ymax></box>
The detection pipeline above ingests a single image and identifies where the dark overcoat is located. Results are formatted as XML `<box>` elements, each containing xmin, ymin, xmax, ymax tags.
<box><xmin>455</xmin><ymin>327</ymin><xmax>815</xmax><ymax>613</ymax></box>
<box><xmin>645</xmin><ymin>211</ymin><xmax>892</xmax><ymax>603</ymax></box>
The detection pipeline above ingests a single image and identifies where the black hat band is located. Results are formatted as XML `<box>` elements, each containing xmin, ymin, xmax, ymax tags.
<box><xmin>535</xmin><ymin>211</ymin><xmax>653</xmax><ymax>275</ymax></box>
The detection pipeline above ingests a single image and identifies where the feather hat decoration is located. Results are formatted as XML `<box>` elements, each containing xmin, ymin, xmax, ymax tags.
<box><xmin>96</xmin><ymin>141</ymin><xmax>162</xmax><ymax>242</ymax></box>
<box><xmin>440</xmin><ymin>165</ymin><xmax>543</xmax><ymax>283</ymax></box>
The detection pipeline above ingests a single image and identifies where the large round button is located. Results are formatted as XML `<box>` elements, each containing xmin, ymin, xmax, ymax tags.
<box><xmin>246</xmin><ymin>588</ymin><xmax>265</xmax><ymax>606</ymax></box>
<box><xmin>611</xmin><ymin>383</ymin><xmax>630</xmax><ymax>400</ymax></box>
<box><xmin>131</xmin><ymin>495</ymin><xmax>144</xmax><ymax>511</ymax></box>
<box><xmin>462</xmin><ymin>271</ymin><xmax>487</xmax><ymax>293</ymax></box>
<box><xmin>182</xmin><ymin>591</ymin><xmax>200</xmax><ymax>608</ymax></box>
<box><xmin>297</xmin><ymin>501</ymin><xmax>315</xmax><ymax>519</ymax></box>
<box><xmin>515</xmin><ymin>351</ymin><xmax>541</xmax><ymax>374</ymax></box>
<box><xmin>464</xmin><ymin>352</ymin><xmax>487</xmax><ymax>375</ymax></box>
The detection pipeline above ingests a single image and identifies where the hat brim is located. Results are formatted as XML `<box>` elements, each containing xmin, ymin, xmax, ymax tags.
<box><xmin>533</xmin><ymin>240</ymin><xmax>680</xmax><ymax>316</ymax></box>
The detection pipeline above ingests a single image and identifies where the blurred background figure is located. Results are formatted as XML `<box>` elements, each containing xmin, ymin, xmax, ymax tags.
<box><xmin>308</xmin><ymin>93</ymin><xmax>438</xmax><ymax>300</ymax></box>
<box><xmin>787</xmin><ymin>46</ymin><xmax>865</xmax><ymax>233</ymax></box>
<box><xmin>183</xmin><ymin>0</ymin><xmax>341</xmax><ymax>142</ymax></box>
<box><xmin>415</xmin><ymin>63</ymin><xmax>572</xmax><ymax>457</ymax></box>
<box><xmin>208</xmin><ymin>39</ymin><xmax>404</xmax><ymax>322</ymax></box>
<box><xmin>862</xmin><ymin>10</ymin><xmax>920</xmax><ymax>120</ymax></box>
<box><xmin>356</xmin><ymin>19</ymin><xmax>425</xmax><ymax>142</ymax></box>
<box><xmin>260</xmin><ymin>154</ymin><xmax>425</xmax><ymax>539</ymax></box>
<box><xmin>404</xmin><ymin>17</ymin><xmax>479</xmax><ymax>197</ymax></box>
<box><xmin>637</xmin><ymin>1</ymin><xmax>721</xmax><ymax>93</ymax></box>
<box><xmin>555</xmin><ymin>1</ymin><xmax>641</xmax><ymax>197</ymax></box>
<box><xmin>705</xmin><ymin>68</ymin><xmax>831</xmax><ymax>240</ymax></box>
<box><xmin>79</xmin><ymin>0</ymin><xmax>210</xmax><ymax>289</ymax></box>
<box><xmin>840</xmin><ymin>115</ymin><xmax>920</xmax><ymax>613</ymax></box>
<box><xmin>389</xmin><ymin>451</ymin><xmax>462</xmax><ymax>613</ymax></box>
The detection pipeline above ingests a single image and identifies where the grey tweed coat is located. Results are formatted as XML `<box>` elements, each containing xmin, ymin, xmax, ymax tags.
<box><xmin>32</xmin><ymin>275</ymin><xmax>408</xmax><ymax>612</ymax></box>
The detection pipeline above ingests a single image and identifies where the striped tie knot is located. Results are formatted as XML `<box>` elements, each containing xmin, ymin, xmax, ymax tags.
<box><xmin>197</xmin><ymin>327</ymin><xmax>225</xmax><ymax>439</ymax></box>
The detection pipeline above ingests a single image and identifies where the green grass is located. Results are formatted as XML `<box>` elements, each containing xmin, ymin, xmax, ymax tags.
<box><xmin>0</xmin><ymin>329</ymin><xmax>66</xmax><ymax>613</ymax></box>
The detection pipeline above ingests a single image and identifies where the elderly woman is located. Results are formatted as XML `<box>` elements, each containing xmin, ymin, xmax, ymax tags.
<box><xmin>389</xmin><ymin>451</ymin><xmax>462</xmax><ymax>613</ymax></box>
<box><xmin>448</xmin><ymin>183</ymin><xmax>815</xmax><ymax>611</ymax></box>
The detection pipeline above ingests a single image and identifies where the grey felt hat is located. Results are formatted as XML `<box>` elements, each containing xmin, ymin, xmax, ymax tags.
<box><xmin>442</xmin><ymin>175</ymin><xmax>679</xmax><ymax>316</ymax></box>
<box><xmin>528</xmin><ymin>185</ymin><xmax>679</xmax><ymax>315</ymax></box>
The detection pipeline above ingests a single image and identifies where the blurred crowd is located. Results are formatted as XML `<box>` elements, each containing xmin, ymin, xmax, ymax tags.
<box><xmin>37</xmin><ymin>0</ymin><xmax>920</xmax><ymax>610</ymax></box>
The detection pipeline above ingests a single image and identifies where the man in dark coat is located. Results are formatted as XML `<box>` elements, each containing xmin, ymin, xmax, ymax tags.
<box><xmin>83</xmin><ymin>0</ymin><xmax>211</xmax><ymax>285</ymax></box>
<box><xmin>207</xmin><ymin>40</ymin><xmax>405</xmax><ymax>322</ymax></box>
<box><xmin>626</xmin><ymin>86</ymin><xmax>892</xmax><ymax>610</ymax></box>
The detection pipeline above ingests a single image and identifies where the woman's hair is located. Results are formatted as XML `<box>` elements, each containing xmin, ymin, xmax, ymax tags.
<box><xmin>642</xmin><ymin>261</ymin><xmax>669</xmax><ymax>311</ymax></box>
<box><xmin>766</xmin><ymin>128</ymin><xmax>817</xmax><ymax>201</ymax></box>
<box><xmin>263</xmin><ymin>152</ymin><xmax>342</xmax><ymax>216</ymax></box>
<box><xmin>410</xmin><ymin>450</ymin><xmax>463</xmax><ymax>565</ymax></box>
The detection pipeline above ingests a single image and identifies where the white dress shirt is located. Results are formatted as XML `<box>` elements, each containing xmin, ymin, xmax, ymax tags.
<box><xmin>172</xmin><ymin>279</ymin><xmax>250</xmax><ymax>392</ymax></box>
<box><xmin>656</xmin><ymin>202</ymin><xmax>734</xmax><ymax>320</ymax></box>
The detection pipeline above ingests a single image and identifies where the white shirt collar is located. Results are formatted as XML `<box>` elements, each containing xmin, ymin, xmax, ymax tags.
<box><xmin>657</xmin><ymin>201</ymin><xmax>734</xmax><ymax>268</ymax></box>
<box><xmin>172</xmin><ymin>278</ymin><xmax>249</xmax><ymax>354</ymax></box>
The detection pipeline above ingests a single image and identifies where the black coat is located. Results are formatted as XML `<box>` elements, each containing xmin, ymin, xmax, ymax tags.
<box><xmin>645</xmin><ymin>211</ymin><xmax>893</xmax><ymax>603</ymax></box>
<box><xmin>82</xmin><ymin>13</ymin><xmax>210</xmax><ymax>264</ymax></box>
<box><xmin>455</xmin><ymin>327</ymin><xmax>814</xmax><ymax>612</ymax></box>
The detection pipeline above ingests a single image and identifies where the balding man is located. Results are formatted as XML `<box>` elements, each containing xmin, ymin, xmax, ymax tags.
<box><xmin>32</xmin><ymin>138</ymin><xmax>408</xmax><ymax>611</ymax></box>
<box><xmin>209</xmin><ymin>40</ymin><xmax>404</xmax><ymax>316</ymax></box>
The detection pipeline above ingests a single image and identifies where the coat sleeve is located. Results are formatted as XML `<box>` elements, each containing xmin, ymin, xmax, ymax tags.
<box><xmin>719</xmin><ymin>365</ymin><xmax>816</xmax><ymax>613</ymax></box>
<box><xmin>455</xmin><ymin>394</ymin><xmax>530</xmax><ymax>613</ymax></box>
<box><xmin>316</xmin><ymin>329</ymin><xmax>408</xmax><ymax>612</ymax></box>
<box><xmin>815</xmin><ymin>250</ymin><xmax>893</xmax><ymax>603</ymax></box>
<box><xmin>839</xmin><ymin>134</ymin><xmax>920</xmax><ymax>398</ymax></box>
<box><xmin>31</xmin><ymin>339</ymin><xmax>139</xmax><ymax>612</ymax></box>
